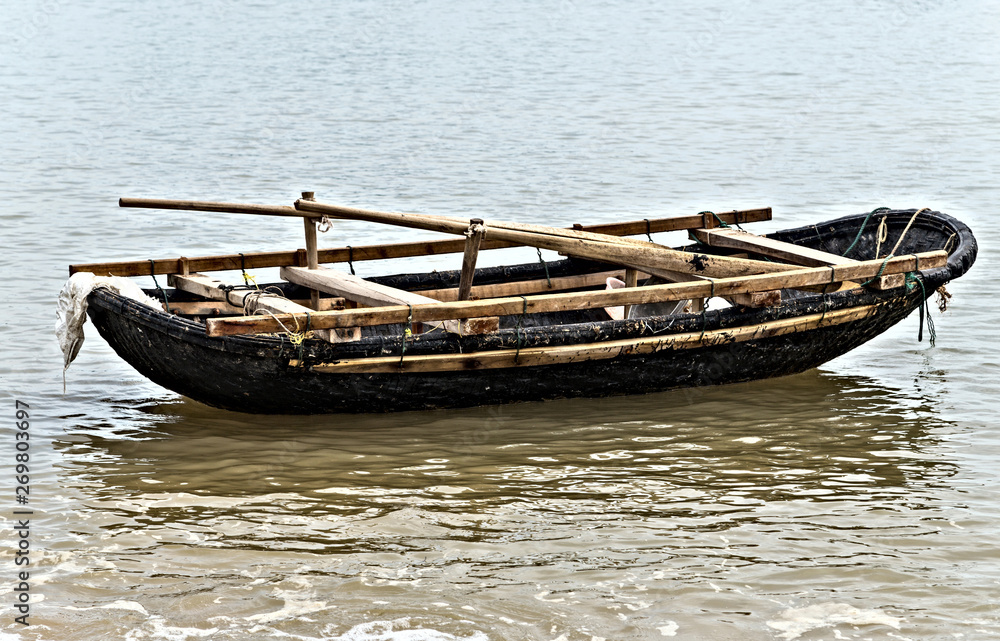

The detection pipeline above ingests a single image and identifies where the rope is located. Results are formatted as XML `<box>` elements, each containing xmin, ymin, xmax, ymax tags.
<box><xmin>860</xmin><ymin>254</ymin><xmax>894</xmax><ymax>287</ymax></box>
<box><xmin>514</xmin><ymin>296</ymin><xmax>528</xmax><ymax>363</ymax></box>
<box><xmin>536</xmin><ymin>248</ymin><xmax>552</xmax><ymax>288</ymax></box>
<box><xmin>943</xmin><ymin>232</ymin><xmax>957</xmax><ymax>255</ymax></box>
<box><xmin>699</xmin><ymin>280</ymin><xmax>715</xmax><ymax>341</ymax></box>
<box><xmin>149</xmin><ymin>260</ymin><xmax>171</xmax><ymax>313</ymax></box>
<box><xmin>296</xmin><ymin>312</ymin><xmax>312</xmax><ymax>362</ymax></box>
<box><xmin>644</xmin><ymin>219</ymin><xmax>653</xmax><ymax>242</ymax></box>
<box><xmin>905</xmin><ymin>272</ymin><xmax>936</xmax><ymax>346</ymax></box>
<box><xmin>889</xmin><ymin>208</ymin><xmax>930</xmax><ymax>256</ymax></box>
<box><xmin>399</xmin><ymin>304</ymin><xmax>413</xmax><ymax>367</ymax></box>
<box><xmin>842</xmin><ymin>206</ymin><xmax>890</xmax><ymax>258</ymax></box>
<box><xmin>861</xmin><ymin>209</ymin><xmax>929</xmax><ymax>288</ymax></box>
<box><xmin>239</xmin><ymin>253</ymin><xmax>257</xmax><ymax>288</ymax></box>
<box><xmin>218</xmin><ymin>283</ymin><xmax>258</xmax><ymax>307</ymax></box>
<box><xmin>697</xmin><ymin>211</ymin><xmax>732</xmax><ymax>229</ymax></box>
<box><xmin>347</xmin><ymin>245</ymin><xmax>356</xmax><ymax>276</ymax></box>
<box><xmin>820</xmin><ymin>293</ymin><xmax>830</xmax><ymax>323</ymax></box>
<box><xmin>875</xmin><ymin>216</ymin><xmax>888</xmax><ymax>258</ymax></box>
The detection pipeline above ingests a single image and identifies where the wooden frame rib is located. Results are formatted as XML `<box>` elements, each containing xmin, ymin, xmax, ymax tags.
<box><xmin>289</xmin><ymin>304</ymin><xmax>879</xmax><ymax>374</ymax></box>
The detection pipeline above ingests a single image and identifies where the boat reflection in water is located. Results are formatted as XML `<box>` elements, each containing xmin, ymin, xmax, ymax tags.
<box><xmin>57</xmin><ymin>368</ymin><xmax>957</xmax><ymax>526</ymax></box>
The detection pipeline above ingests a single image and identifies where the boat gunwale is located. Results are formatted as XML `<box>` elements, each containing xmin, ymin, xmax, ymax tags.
<box><xmin>85</xmin><ymin>208</ymin><xmax>975</xmax><ymax>365</ymax></box>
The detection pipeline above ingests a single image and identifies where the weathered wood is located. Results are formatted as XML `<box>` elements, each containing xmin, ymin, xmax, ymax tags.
<box><xmin>458</xmin><ymin>220</ymin><xmax>485</xmax><ymax>300</ymax></box>
<box><xmin>290</xmin><ymin>304</ymin><xmax>878</xmax><ymax>373</ymax></box>
<box><xmin>167</xmin><ymin>298</ymin><xmax>344</xmax><ymax>316</ymax></box>
<box><xmin>691</xmin><ymin>227</ymin><xmax>903</xmax><ymax>290</ymax></box>
<box><xmin>167</xmin><ymin>273</ymin><xmax>354</xmax><ymax>342</ymax></box>
<box><xmin>416</xmin><ymin>270</ymin><xmax>630</xmax><ymax>302</ymax></box>
<box><xmin>119</xmin><ymin>197</ymin><xmax>318</xmax><ymax>219</ymax></box>
<box><xmin>206</xmin><ymin>251</ymin><xmax>947</xmax><ymax>337</ymax></box>
<box><xmin>623</xmin><ymin>268</ymin><xmax>638</xmax><ymax>318</ymax></box>
<box><xmin>71</xmin><ymin>208</ymin><xmax>772</xmax><ymax>277</ymax></box>
<box><xmin>302</xmin><ymin>215</ymin><xmax>321</xmax><ymax>309</ymax></box>
<box><xmin>281</xmin><ymin>265</ymin><xmax>495</xmax><ymax>335</ymax></box>
<box><xmin>295</xmin><ymin>199</ymin><xmax>794</xmax><ymax>280</ymax></box>
<box><xmin>644</xmin><ymin>268</ymin><xmax>779</xmax><ymax>309</ymax></box>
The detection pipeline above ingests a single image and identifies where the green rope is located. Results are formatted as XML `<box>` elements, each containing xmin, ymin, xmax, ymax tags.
<box><xmin>698</xmin><ymin>281</ymin><xmax>715</xmax><ymax>342</ymax></box>
<box><xmin>347</xmin><ymin>245</ymin><xmax>356</xmax><ymax>276</ymax></box>
<box><xmin>860</xmin><ymin>254</ymin><xmax>894</xmax><ymax>287</ymax></box>
<box><xmin>842</xmin><ymin>206</ymin><xmax>891</xmax><ymax>258</ymax></box>
<box><xmin>905</xmin><ymin>271</ymin><xmax>936</xmax><ymax>346</ymax></box>
<box><xmin>514</xmin><ymin>296</ymin><xmax>528</xmax><ymax>363</ymax></box>
<box><xmin>644</xmin><ymin>218</ymin><xmax>653</xmax><ymax>242</ymax></box>
<box><xmin>149</xmin><ymin>260</ymin><xmax>171</xmax><ymax>314</ymax></box>
<box><xmin>697</xmin><ymin>211</ymin><xmax>731</xmax><ymax>229</ymax></box>
<box><xmin>399</xmin><ymin>304</ymin><xmax>413</xmax><ymax>367</ymax></box>
<box><xmin>536</xmin><ymin>248</ymin><xmax>552</xmax><ymax>288</ymax></box>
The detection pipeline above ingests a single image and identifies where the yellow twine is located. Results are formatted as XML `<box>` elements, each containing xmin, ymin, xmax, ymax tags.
<box><xmin>875</xmin><ymin>216</ymin><xmax>888</xmax><ymax>258</ymax></box>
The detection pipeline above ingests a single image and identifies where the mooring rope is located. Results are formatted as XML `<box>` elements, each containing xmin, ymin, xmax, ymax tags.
<box><xmin>842</xmin><ymin>206</ymin><xmax>891</xmax><ymax>258</ymax></box>
<box><xmin>149</xmin><ymin>260</ymin><xmax>171</xmax><ymax>313</ymax></box>
<box><xmin>698</xmin><ymin>280</ymin><xmax>715</xmax><ymax>342</ymax></box>
<box><xmin>514</xmin><ymin>296</ymin><xmax>528</xmax><ymax>363</ymax></box>
<box><xmin>399</xmin><ymin>304</ymin><xmax>413</xmax><ymax>368</ymax></box>
<box><xmin>238</xmin><ymin>252</ymin><xmax>257</xmax><ymax>288</ymax></box>
<box><xmin>861</xmin><ymin>209</ymin><xmax>929</xmax><ymax>288</ymax></box>
<box><xmin>874</xmin><ymin>216</ymin><xmax>888</xmax><ymax>258</ymax></box>
<box><xmin>644</xmin><ymin>218</ymin><xmax>653</xmax><ymax>242</ymax></box>
<box><xmin>906</xmin><ymin>271</ymin><xmax>936</xmax><ymax>346</ymax></box>
<box><xmin>536</xmin><ymin>248</ymin><xmax>552</xmax><ymax>288</ymax></box>
<box><xmin>889</xmin><ymin>208</ymin><xmax>930</xmax><ymax>256</ymax></box>
<box><xmin>346</xmin><ymin>245</ymin><xmax>356</xmax><ymax>276</ymax></box>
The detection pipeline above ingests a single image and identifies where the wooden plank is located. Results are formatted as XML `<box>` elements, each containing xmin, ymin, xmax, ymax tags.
<box><xmin>458</xmin><ymin>220</ymin><xmax>485</xmax><ymax>300</ymax></box>
<box><xmin>166</xmin><ymin>298</ymin><xmax>344</xmax><ymax>316</ymax></box>
<box><xmin>290</xmin><ymin>304</ymin><xmax>878</xmax><ymax>373</ymax></box>
<box><xmin>295</xmin><ymin>199</ymin><xmax>794</xmax><ymax>280</ymax></box>
<box><xmin>691</xmin><ymin>227</ymin><xmax>903</xmax><ymax>290</ymax></box>
<box><xmin>280</xmin><ymin>265</ymin><xmax>490</xmax><ymax>335</ymax></box>
<box><xmin>70</xmin><ymin>208</ymin><xmax>772</xmax><ymax>277</ymax></box>
<box><xmin>415</xmin><ymin>269</ymin><xmax>630</xmax><ymax>302</ymax></box>
<box><xmin>167</xmin><ymin>273</ymin><xmax>356</xmax><ymax>342</ymax></box>
<box><xmin>205</xmin><ymin>251</ymin><xmax>947</xmax><ymax>337</ymax></box>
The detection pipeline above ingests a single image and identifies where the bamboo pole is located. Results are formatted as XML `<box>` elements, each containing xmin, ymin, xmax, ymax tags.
<box><xmin>205</xmin><ymin>251</ymin><xmax>946</xmax><ymax>337</ymax></box>
<box><xmin>293</xmin><ymin>199</ymin><xmax>792</xmax><ymax>280</ymax></box>
<box><xmin>73</xmin><ymin>206</ymin><xmax>771</xmax><ymax>277</ymax></box>
<box><xmin>119</xmin><ymin>197</ymin><xmax>318</xmax><ymax>219</ymax></box>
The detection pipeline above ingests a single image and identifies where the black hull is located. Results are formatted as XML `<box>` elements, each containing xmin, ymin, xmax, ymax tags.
<box><xmin>85</xmin><ymin>209</ymin><xmax>977</xmax><ymax>414</ymax></box>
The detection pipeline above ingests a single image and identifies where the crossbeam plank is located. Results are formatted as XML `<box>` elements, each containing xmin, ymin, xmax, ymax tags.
<box><xmin>280</xmin><ymin>266</ymin><xmax>497</xmax><ymax>335</ymax></box>
<box><xmin>690</xmin><ymin>227</ymin><xmax>903</xmax><ymax>290</ymax></box>
<box><xmin>167</xmin><ymin>273</ymin><xmax>356</xmax><ymax>342</ymax></box>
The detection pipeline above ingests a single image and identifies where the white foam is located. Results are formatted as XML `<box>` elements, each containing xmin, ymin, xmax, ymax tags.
<box><xmin>245</xmin><ymin>598</ymin><xmax>331</xmax><ymax>623</ymax></box>
<box><xmin>322</xmin><ymin>617</ymin><xmax>489</xmax><ymax>641</ymax></box>
<box><xmin>767</xmin><ymin>603</ymin><xmax>902</xmax><ymax>640</ymax></box>
<box><xmin>657</xmin><ymin>621</ymin><xmax>679</xmax><ymax>637</ymax></box>
<box><xmin>123</xmin><ymin>617</ymin><xmax>219</xmax><ymax>640</ymax></box>
<box><xmin>64</xmin><ymin>600</ymin><xmax>148</xmax><ymax>615</ymax></box>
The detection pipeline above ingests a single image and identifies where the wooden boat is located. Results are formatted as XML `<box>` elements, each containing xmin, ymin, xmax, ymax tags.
<box><xmin>67</xmin><ymin>196</ymin><xmax>977</xmax><ymax>414</ymax></box>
